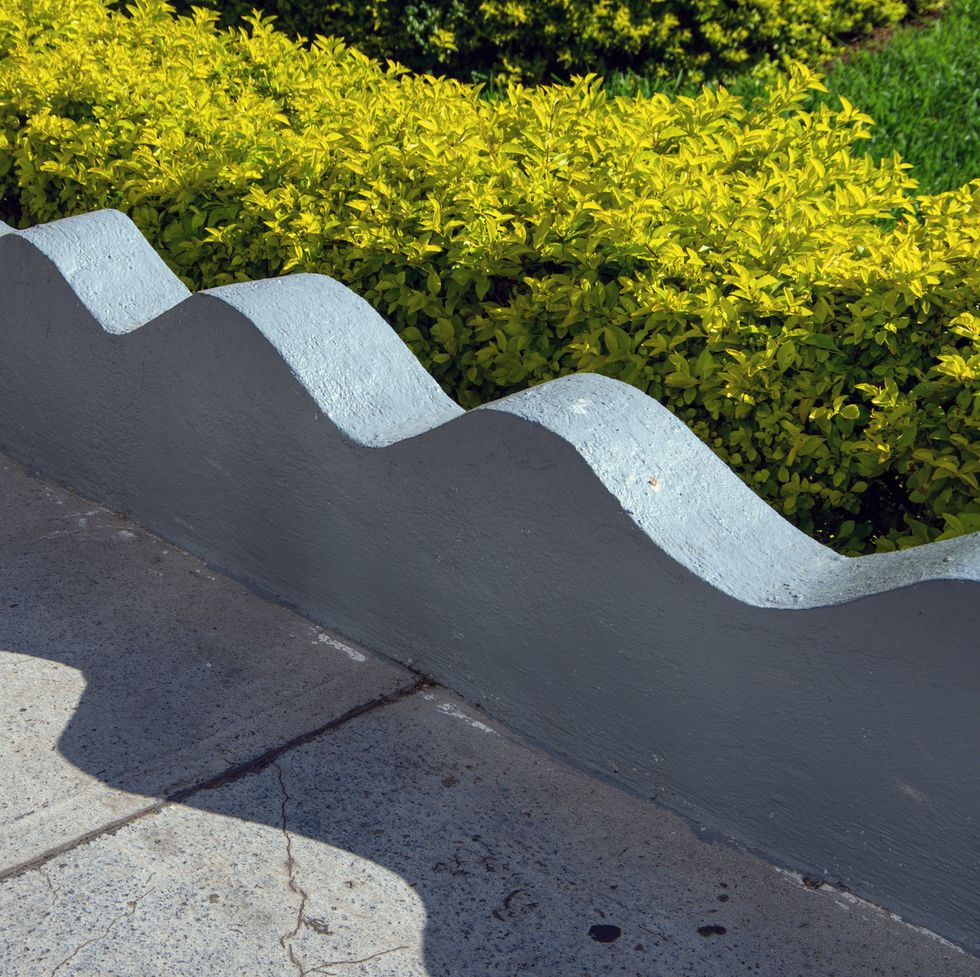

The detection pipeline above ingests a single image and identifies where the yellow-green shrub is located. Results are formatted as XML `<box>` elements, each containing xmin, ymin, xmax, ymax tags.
<box><xmin>1</xmin><ymin>0</ymin><xmax>977</xmax><ymax>554</ymax></box>
<box><xmin>175</xmin><ymin>0</ymin><xmax>940</xmax><ymax>84</ymax></box>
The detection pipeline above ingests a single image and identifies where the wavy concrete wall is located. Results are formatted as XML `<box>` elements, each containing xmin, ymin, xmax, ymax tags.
<box><xmin>1</xmin><ymin>210</ymin><xmax>978</xmax><ymax>950</ymax></box>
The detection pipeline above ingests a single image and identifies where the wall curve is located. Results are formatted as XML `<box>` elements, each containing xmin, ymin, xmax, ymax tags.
<box><xmin>1</xmin><ymin>210</ymin><xmax>977</xmax><ymax>950</ymax></box>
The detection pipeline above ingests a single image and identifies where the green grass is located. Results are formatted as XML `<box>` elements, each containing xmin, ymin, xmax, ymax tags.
<box><xmin>813</xmin><ymin>0</ymin><xmax>980</xmax><ymax>193</ymax></box>
<box><xmin>581</xmin><ymin>0</ymin><xmax>980</xmax><ymax>195</ymax></box>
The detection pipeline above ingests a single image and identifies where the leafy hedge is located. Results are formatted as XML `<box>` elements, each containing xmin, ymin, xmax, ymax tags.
<box><xmin>176</xmin><ymin>0</ymin><xmax>942</xmax><ymax>85</ymax></box>
<box><xmin>1</xmin><ymin>0</ymin><xmax>978</xmax><ymax>554</ymax></box>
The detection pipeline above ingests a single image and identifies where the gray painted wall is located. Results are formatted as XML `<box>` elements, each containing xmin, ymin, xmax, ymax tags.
<box><xmin>1</xmin><ymin>211</ymin><xmax>978</xmax><ymax>950</ymax></box>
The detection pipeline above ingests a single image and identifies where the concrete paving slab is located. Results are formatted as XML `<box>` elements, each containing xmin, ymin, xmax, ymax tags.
<box><xmin>2</xmin><ymin>453</ymin><xmax>978</xmax><ymax>976</ymax></box>
<box><xmin>0</xmin><ymin>454</ymin><xmax>415</xmax><ymax>872</ymax></box>
<box><xmin>1</xmin><ymin>689</ymin><xmax>976</xmax><ymax>977</ymax></box>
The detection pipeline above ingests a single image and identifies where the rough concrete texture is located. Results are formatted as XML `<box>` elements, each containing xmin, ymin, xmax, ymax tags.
<box><xmin>0</xmin><ymin>454</ymin><xmax>414</xmax><ymax>872</ymax></box>
<box><xmin>2</xmin><ymin>691</ymin><xmax>978</xmax><ymax>977</ymax></box>
<box><xmin>0</xmin><ymin>455</ymin><xmax>977</xmax><ymax>976</ymax></box>
<box><xmin>0</xmin><ymin>210</ymin><xmax>978</xmax><ymax>948</ymax></box>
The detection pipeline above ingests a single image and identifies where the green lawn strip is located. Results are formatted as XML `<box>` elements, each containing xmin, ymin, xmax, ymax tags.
<box><xmin>813</xmin><ymin>0</ymin><xmax>980</xmax><ymax>194</ymax></box>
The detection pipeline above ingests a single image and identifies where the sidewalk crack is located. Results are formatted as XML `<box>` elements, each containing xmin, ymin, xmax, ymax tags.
<box><xmin>49</xmin><ymin>874</ymin><xmax>154</xmax><ymax>976</ymax></box>
<box><xmin>275</xmin><ymin>761</ymin><xmax>311</xmax><ymax>977</ymax></box>
<box><xmin>305</xmin><ymin>945</ymin><xmax>411</xmax><ymax>974</ymax></box>
<box><xmin>0</xmin><ymin>677</ymin><xmax>430</xmax><ymax>885</ymax></box>
<box><xmin>38</xmin><ymin>865</ymin><xmax>58</xmax><ymax>900</ymax></box>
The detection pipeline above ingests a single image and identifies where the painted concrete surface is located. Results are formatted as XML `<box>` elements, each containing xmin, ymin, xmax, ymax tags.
<box><xmin>0</xmin><ymin>211</ymin><xmax>978</xmax><ymax>949</ymax></box>
<box><xmin>0</xmin><ymin>454</ymin><xmax>414</xmax><ymax>872</ymax></box>
<box><xmin>0</xmin><ymin>456</ymin><xmax>977</xmax><ymax>975</ymax></box>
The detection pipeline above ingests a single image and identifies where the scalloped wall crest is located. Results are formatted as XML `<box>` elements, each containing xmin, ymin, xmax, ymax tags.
<box><xmin>1</xmin><ymin>210</ymin><xmax>978</xmax><ymax>951</ymax></box>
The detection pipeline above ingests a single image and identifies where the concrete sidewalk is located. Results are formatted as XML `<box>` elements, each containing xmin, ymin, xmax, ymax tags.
<box><xmin>0</xmin><ymin>453</ymin><xmax>975</xmax><ymax>977</ymax></box>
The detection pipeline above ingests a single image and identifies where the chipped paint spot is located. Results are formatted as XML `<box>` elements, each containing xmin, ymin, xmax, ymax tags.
<box><xmin>774</xmin><ymin>867</ymin><xmax>828</xmax><ymax>891</ymax></box>
<box><xmin>115</xmin><ymin>530</ymin><xmax>136</xmax><ymax>541</ymax></box>
<box><xmin>437</xmin><ymin>701</ymin><xmax>497</xmax><ymax>735</ymax></box>
<box><xmin>897</xmin><ymin>782</ymin><xmax>927</xmax><ymax>804</ymax></box>
<box><xmin>316</xmin><ymin>633</ymin><xmax>367</xmax><ymax>662</ymax></box>
<box><xmin>569</xmin><ymin>398</ymin><xmax>591</xmax><ymax>415</ymax></box>
<box><xmin>775</xmin><ymin>866</ymin><xmax>964</xmax><ymax>952</ymax></box>
<box><xmin>648</xmin><ymin>476</ymin><xmax>662</xmax><ymax>491</ymax></box>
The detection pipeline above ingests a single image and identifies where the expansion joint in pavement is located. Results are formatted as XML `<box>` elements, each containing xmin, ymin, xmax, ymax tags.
<box><xmin>0</xmin><ymin>676</ymin><xmax>431</xmax><ymax>885</ymax></box>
